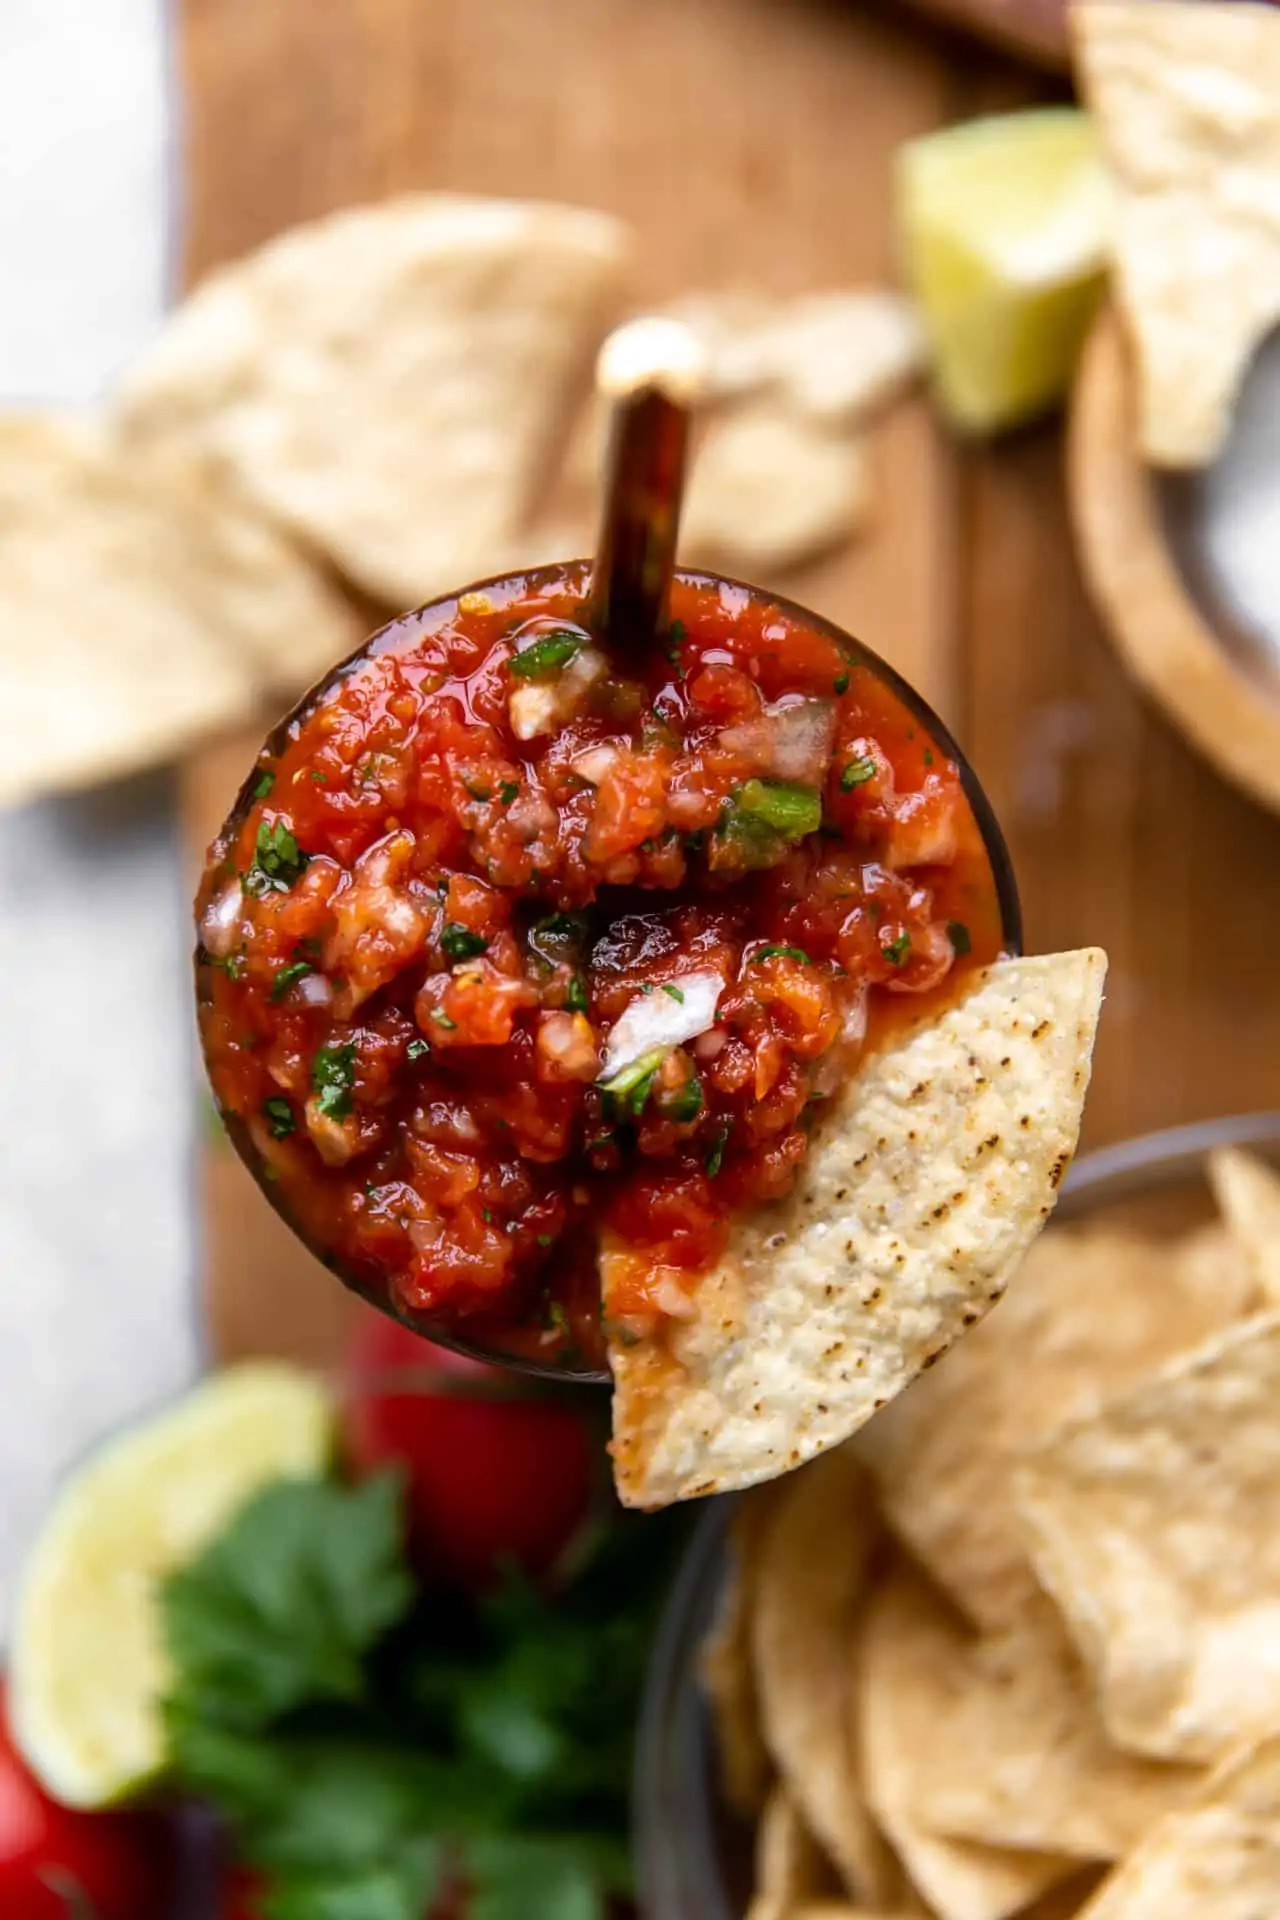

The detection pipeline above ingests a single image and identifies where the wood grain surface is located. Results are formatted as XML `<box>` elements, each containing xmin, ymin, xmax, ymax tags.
<box><xmin>178</xmin><ymin>0</ymin><xmax>1280</xmax><ymax>1365</ymax></box>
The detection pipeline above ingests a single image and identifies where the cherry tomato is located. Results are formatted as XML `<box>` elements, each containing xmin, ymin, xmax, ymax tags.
<box><xmin>0</xmin><ymin>1686</ymin><xmax>173</xmax><ymax>1920</ymax></box>
<box><xmin>341</xmin><ymin>1309</ymin><xmax>600</xmax><ymax>1592</ymax></box>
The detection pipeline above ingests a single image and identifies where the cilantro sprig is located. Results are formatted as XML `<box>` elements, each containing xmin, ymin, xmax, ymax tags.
<box><xmin>159</xmin><ymin>1471</ymin><xmax>688</xmax><ymax>1920</ymax></box>
<box><xmin>247</xmin><ymin>819</ymin><xmax>309</xmax><ymax>896</ymax></box>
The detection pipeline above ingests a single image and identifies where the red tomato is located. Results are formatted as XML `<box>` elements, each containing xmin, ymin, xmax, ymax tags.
<box><xmin>341</xmin><ymin>1308</ymin><xmax>600</xmax><ymax>1592</ymax></box>
<box><xmin>0</xmin><ymin>1687</ymin><xmax>172</xmax><ymax>1920</ymax></box>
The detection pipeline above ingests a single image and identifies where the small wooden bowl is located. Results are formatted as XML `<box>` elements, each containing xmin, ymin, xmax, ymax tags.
<box><xmin>1069</xmin><ymin>303</ymin><xmax>1280</xmax><ymax>816</ymax></box>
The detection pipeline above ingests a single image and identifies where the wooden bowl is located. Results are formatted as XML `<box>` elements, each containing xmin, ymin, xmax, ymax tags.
<box><xmin>1069</xmin><ymin>303</ymin><xmax>1280</xmax><ymax>816</ymax></box>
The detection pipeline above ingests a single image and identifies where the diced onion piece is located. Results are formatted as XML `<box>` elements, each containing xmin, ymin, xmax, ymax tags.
<box><xmin>719</xmin><ymin>697</ymin><xmax>836</xmax><ymax>786</ymax></box>
<box><xmin>508</xmin><ymin>646</ymin><xmax>607</xmax><ymax>741</ymax></box>
<box><xmin>509</xmin><ymin>685</ymin><xmax>560</xmax><ymax>741</ymax></box>
<box><xmin>571</xmin><ymin>744</ymin><xmax>621</xmax><ymax>786</ymax></box>
<box><xmin>200</xmin><ymin>880</ymin><xmax>244</xmax><ymax>958</ymax></box>
<box><xmin>599</xmin><ymin>969</ymin><xmax>725</xmax><ymax>1082</ymax></box>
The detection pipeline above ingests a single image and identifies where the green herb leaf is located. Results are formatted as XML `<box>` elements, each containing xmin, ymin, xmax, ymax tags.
<box><xmin>431</xmin><ymin>1009</ymin><xmax>458</xmax><ymax>1031</ymax></box>
<box><xmin>406</xmin><ymin>1038</ymin><xmax>430</xmax><ymax>1061</ymax></box>
<box><xmin>833</xmin><ymin>670</ymin><xmax>850</xmax><ymax>695</ymax></box>
<box><xmin>498</xmin><ymin>780</ymin><xmax>520</xmax><ymax>806</ymax></box>
<box><xmin>660</xmin><ymin>983</ymin><xmax>684</xmax><ymax>1004</ymax></box>
<box><xmin>597</xmin><ymin>1046</ymin><xmax>667</xmax><ymax>1113</ymax></box>
<box><xmin>261</xmin><ymin>1852</ymin><xmax>442</xmax><ymax>1920</ymax></box>
<box><xmin>508</xmin><ymin>630</ymin><xmax>584</xmax><ymax>680</ymax></box>
<box><xmin>947</xmin><ymin>920</ymin><xmax>972</xmax><ymax>956</ymax></box>
<box><xmin>271</xmin><ymin>960</ymin><xmax>314</xmax><ymax>1003</ymax></box>
<box><xmin>254</xmin><ymin>770</ymin><xmax>276</xmax><ymax>799</ymax></box>
<box><xmin>247</xmin><ymin>819</ymin><xmax>310</xmax><ymax>896</ymax></box>
<box><xmin>661</xmin><ymin>1073</ymin><xmax>703</xmax><ymax>1124</ymax></box>
<box><xmin>706</xmin><ymin>1121</ymin><xmax>730</xmax><ymax>1178</ymax></box>
<box><xmin>749</xmin><ymin>944</ymin><xmax>811</xmax><ymax>967</ymax></box>
<box><xmin>440</xmin><ymin>923</ymin><xmax>488</xmax><ymax>962</ymax></box>
<box><xmin>882</xmin><ymin>930</ymin><xmax>911</xmax><ymax>966</ymax></box>
<box><xmin>840</xmin><ymin>756</ymin><xmax>877</xmax><ymax>791</ymax></box>
<box><xmin>566</xmin><ymin>973</ymin><xmax>589</xmax><ymax>1013</ymax></box>
<box><xmin>733</xmin><ymin>779</ymin><xmax>822</xmax><ymax>838</ymax></box>
<box><xmin>312</xmin><ymin>1042</ymin><xmax>357</xmax><ymax>1119</ymax></box>
<box><xmin>161</xmin><ymin>1475</ymin><xmax>413</xmax><ymax>1730</ymax></box>
<box><xmin>263</xmin><ymin>1097</ymin><xmax>295</xmax><ymax>1140</ymax></box>
<box><xmin>468</xmin><ymin>1837</ymin><xmax>606</xmax><ymax>1920</ymax></box>
<box><xmin>662</xmin><ymin>616</ymin><xmax>688</xmax><ymax>682</ymax></box>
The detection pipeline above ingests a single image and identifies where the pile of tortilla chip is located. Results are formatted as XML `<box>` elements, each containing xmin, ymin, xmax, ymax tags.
<box><xmin>705</xmin><ymin>1141</ymin><xmax>1280</xmax><ymax>1918</ymax></box>
<box><xmin>2</xmin><ymin>188</ymin><xmax>925</xmax><ymax>812</ymax></box>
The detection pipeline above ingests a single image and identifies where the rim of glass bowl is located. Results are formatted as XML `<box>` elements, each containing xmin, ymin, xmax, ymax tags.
<box><xmin>200</xmin><ymin>562</ymin><xmax>1022</xmax><ymax>1387</ymax></box>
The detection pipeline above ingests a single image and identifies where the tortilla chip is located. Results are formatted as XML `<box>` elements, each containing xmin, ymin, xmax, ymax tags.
<box><xmin>1071</xmin><ymin>1733</ymin><xmax>1280</xmax><ymax>1919</ymax></box>
<box><xmin>700</xmin><ymin>1488</ymin><xmax>783</xmax><ymax>1816</ymax></box>
<box><xmin>0</xmin><ymin>415</ymin><xmax>355</xmax><ymax>809</ymax></box>
<box><xmin>790</xmin><ymin>1909</ymin><xmax>911</xmax><ymax>1920</ymax></box>
<box><xmin>751</xmin><ymin>1447</ymin><xmax>901</xmax><ymax>1907</ymax></box>
<box><xmin>1073</xmin><ymin>2</ymin><xmax>1280</xmax><ymax>468</ymax></box>
<box><xmin>856</xmin><ymin>1564</ymin><xmax>1077</xmax><ymax>1920</ymax></box>
<box><xmin>1207</xmin><ymin>1147</ymin><xmax>1280</xmax><ymax>1305</ymax></box>
<box><xmin>857</xmin><ymin>1214</ymin><xmax>1252</xmax><ymax>1629</ymax></box>
<box><xmin>1018</xmin><ymin>1874</ymin><xmax>1108</xmax><ymax>1920</ymax></box>
<box><xmin>1014</xmin><ymin>1311</ymin><xmax>1280</xmax><ymax>1762</ymax></box>
<box><xmin>664</xmin><ymin>288</ymin><xmax>925</xmax><ymax>422</ymax></box>
<box><xmin>911</xmin><ymin>1592</ymin><xmax>1196</xmax><ymax>1860</ymax></box>
<box><xmin>748</xmin><ymin>1781</ymin><xmax>840</xmax><ymax>1920</ymax></box>
<box><xmin>680</xmin><ymin>402</ymin><xmax>870</xmax><ymax>577</ymax></box>
<box><xmin>609</xmin><ymin>949</ymin><xmax>1107</xmax><ymax>1510</ymax></box>
<box><xmin>117</xmin><ymin>195</ymin><xmax>629</xmax><ymax>607</ymax></box>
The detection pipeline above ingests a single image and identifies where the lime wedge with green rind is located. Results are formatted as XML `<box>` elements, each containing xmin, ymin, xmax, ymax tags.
<box><xmin>897</xmin><ymin>108</ymin><xmax>1111</xmax><ymax>434</ymax></box>
<box><xmin>9</xmin><ymin>1362</ymin><xmax>334</xmax><ymax>1808</ymax></box>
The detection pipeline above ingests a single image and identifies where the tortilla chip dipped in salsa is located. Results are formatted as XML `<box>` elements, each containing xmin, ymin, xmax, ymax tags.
<box><xmin>196</xmin><ymin>560</ymin><xmax>1104</xmax><ymax>1504</ymax></box>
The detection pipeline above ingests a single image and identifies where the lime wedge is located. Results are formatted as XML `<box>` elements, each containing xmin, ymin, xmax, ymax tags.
<box><xmin>897</xmin><ymin>108</ymin><xmax>1110</xmax><ymax>434</ymax></box>
<box><xmin>9</xmin><ymin>1363</ymin><xmax>334</xmax><ymax>1808</ymax></box>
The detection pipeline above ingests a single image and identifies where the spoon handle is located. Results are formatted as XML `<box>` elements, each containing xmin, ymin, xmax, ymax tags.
<box><xmin>588</xmin><ymin>316</ymin><xmax>705</xmax><ymax>656</ymax></box>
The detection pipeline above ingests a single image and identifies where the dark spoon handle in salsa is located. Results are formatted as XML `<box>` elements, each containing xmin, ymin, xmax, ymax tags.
<box><xmin>588</xmin><ymin>317</ymin><xmax>705</xmax><ymax>658</ymax></box>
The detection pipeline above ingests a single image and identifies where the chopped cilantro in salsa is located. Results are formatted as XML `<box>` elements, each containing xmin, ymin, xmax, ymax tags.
<box><xmin>312</xmin><ymin>1043</ymin><xmax>356</xmax><ymax>1120</ymax></box>
<box><xmin>508</xmin><ymin>628</ymin><xmax>584</xmax><ymax>679</ymax></box>
<box><xmin>840</xmin><ymin>756</ymin><xmax>877</xmax><ymax>791</ymax></box>
<box><xmin>246</xmin><ymin>819</ymin><xmax>308</xmax><ymax>895</ymax></box>
<box><xmin>440</xmin><ymin>923</ymin><xmax>489</xmax><ymax>962</ymax></box>
<box><xmin>270</xmin><ymin>959</ymin><xmax>313</xmax><ymax>1002</ymax></box>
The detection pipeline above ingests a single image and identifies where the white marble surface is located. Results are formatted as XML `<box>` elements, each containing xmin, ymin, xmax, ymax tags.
<box><xmin>0</xmin><ymin>0</ymin><xmax>200</xmax><ymax>1631</ymax></box>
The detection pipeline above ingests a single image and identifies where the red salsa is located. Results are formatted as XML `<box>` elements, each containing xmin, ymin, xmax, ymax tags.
<box><xmin>197</xmin><ymin>565</ymin><xmax>1007</xmax><ymax>1366</ymax></box>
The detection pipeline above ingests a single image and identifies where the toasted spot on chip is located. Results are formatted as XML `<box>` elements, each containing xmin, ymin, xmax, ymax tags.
<box><xmin>608</xmin><ymin>951</ymin><xmax>1106</xmax><ymax>1511</ymax></box>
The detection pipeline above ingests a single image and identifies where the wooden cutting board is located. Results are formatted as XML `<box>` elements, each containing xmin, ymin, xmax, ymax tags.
<box><xmin>178</xmin><ymin>0</ymin><xmax>1280</xmax><ymax>1366</ymax></box>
